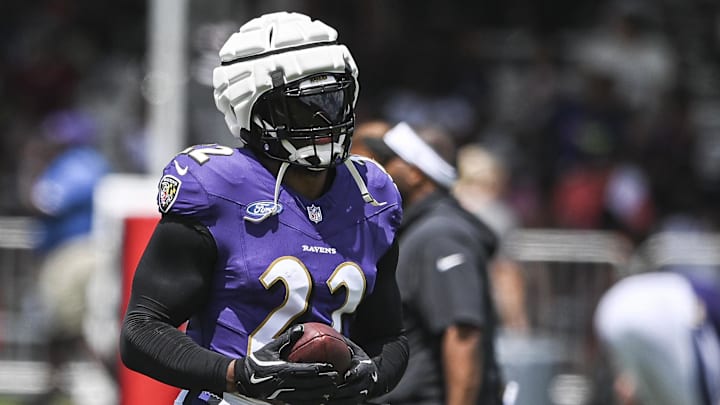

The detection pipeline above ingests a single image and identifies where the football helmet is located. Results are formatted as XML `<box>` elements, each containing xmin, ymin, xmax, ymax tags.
<box><xmin>213</xmin><ymin>12</ymin><xmax>359</xmax><ymax>169</ymax></box>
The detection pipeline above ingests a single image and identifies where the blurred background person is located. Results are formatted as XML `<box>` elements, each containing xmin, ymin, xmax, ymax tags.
<box><xmin>367</xmin><ymin>122</ymin><xmax>505</xmax><ymax>405</ymax></box>
<box><xmin>453</xmin><ymin>144</ymin><xmax>517</xmax><ymax>241</ymax></box>
<box><xmin>453</xmin><ymin>144</ymin><xmax>528</xmax><ymax>333</ymax></box>
<box><xmin>18</xmin><ymin>109</ymin><xmax>111</xmax><ymax>404</ymax></box>
<box><xmin>594</xmin><ymin>270</ymin><xmax>720</xmax><ymax>405</ymax></box>
<box><xmin>350</xmin><ymin>119</ymin><xmax>391</xmax><ymax>160</ymax></box>
<box><xmin>571</xmin><ymin>0</ymin><xmax>677</xmax><ymax>114</ymax></box>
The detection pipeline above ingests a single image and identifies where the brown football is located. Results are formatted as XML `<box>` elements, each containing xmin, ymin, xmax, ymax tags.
<box><xmin>286</xmin><ymin>322</ymin><xmax>352</xmax><ymax>374</ymax></box>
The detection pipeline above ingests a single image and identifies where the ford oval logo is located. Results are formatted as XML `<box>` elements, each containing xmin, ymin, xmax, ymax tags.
<box><xmin>245</xmin><ymin>200</ymin><xmax>283</xmax><ymax>220</ymax></box>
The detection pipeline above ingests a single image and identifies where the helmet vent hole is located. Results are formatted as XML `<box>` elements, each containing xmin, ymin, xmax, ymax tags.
<box><xmin>270</xmin><ymin>69</ymin><xmax>285</xmax><ymax>88</ymax></box>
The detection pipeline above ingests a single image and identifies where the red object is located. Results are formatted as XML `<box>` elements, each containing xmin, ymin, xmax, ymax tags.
<box><xmin>287</xmin><ymin>322</ymin><xmax>352</xmax><ymax>374</ymax></box>
<box><xmin>552</xmin><ymin>167</ymin><xmax>609</xmax><ymax>228</ymax></box>
<box><xmin>119</xmin><ymin>216</ymin><xmax>180</xmax><ymax>405</ymax></box>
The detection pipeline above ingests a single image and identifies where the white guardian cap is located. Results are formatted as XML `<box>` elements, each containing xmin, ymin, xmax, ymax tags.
<box><xmin>212</xmin><ymin>12</ymin><xmax>359</xmax><ymax>169</ymax></box>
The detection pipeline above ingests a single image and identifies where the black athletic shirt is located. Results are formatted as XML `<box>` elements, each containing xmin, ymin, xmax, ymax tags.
<box><xmin>378</xmin><ymin>192</ymin><xmax>502</xmax><ymax>405</ymax></box>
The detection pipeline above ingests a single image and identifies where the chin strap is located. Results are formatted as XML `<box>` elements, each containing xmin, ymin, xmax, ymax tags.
<box><xmin>243</xmin><ymin>161</ymin><xmax>290</xmax><ymax>223</ymax></box>
<box><xmin>344</xmin><ymin>159</ymin><xmax>386</xmax><ymax>207</ymax></box>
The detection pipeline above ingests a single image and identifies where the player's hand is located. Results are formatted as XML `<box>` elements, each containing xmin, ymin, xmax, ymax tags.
<box><xmin>234</xmin><ymin>324</ymin><xmax>340</xmax><ymax>402</ymax></box>
<box><xmin>331</xmin><ymin>337</ymin><xmax>378</xmax><ymax>404</ymax></box>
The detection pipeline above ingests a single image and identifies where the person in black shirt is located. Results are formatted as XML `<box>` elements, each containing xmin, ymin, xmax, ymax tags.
<box><xmin>366</xmin><ymin>122</ymin><xmax>504</xmax><ymax>405</ymax></box>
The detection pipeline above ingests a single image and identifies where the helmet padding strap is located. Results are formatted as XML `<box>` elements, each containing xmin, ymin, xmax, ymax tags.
<box><xmin>243</xmin><ymin>161</ymin><xmax>290</xmax><ymax>223</ymax></box>
<box><xmin>344</xmin><ymin>159</ymin><xmax>386</xmax><ymax>207</ymax></box>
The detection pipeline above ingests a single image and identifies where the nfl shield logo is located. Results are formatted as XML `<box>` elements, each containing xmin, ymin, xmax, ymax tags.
<box><xmin>306</xmin><ymin>204</ymin><xmax>323</xmax><ymax>223</ymax></box>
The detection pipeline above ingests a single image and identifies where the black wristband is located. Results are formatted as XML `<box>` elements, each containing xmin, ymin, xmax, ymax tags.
<box><xmin>233</xmin><ymin>357</ymin><xmax>250</xmax><ymax>395</ymax></box>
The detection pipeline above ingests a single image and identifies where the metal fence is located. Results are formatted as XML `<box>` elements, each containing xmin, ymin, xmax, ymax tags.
<box><xmin>0</xmin><ymin>217</ymin><xmax>42</xmax><ymax>360</ymax></box>
<box><xmin>0</xmin><ymin>217</ymin><xmax>117</xmax><ymax>402</ymax></box>
<box><xmin>497</xmin><ymin>229</ymin><xmax>632</xmax><ymax>405</ymax></box>
<box><xmin>0</xmin><ymin>216</ymin><xmax>50</xmax><ymax>396</ymax></box>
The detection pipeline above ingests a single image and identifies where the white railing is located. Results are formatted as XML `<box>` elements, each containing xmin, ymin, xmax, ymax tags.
<box><xmin>498</xmin><ymin>229</ymin><xmax>632</xmax><ymax>405</ymax></box>
<box><xmin>0</xmin><ymin>217</ymin><xmax>44</xmax><ymax>355</ymax></box>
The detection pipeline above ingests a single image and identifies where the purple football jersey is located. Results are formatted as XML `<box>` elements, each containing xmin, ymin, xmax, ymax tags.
<box><xmin>156</xmin><ymin>145</ymin><xmax>401</xmax><ymax>357</ymax></box>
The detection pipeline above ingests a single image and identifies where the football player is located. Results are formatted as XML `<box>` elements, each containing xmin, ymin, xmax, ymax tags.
<box><xmin>120</xmin><ymin>12</ymin><xmax>408</xmax><ymax>405</ymax></box>
<box><xmin>595</xmin><ymin>271</ymin><xmax>720</xmax><ymax>405</ymax></box>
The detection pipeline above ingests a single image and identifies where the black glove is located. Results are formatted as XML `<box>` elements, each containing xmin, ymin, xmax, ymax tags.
<box><xmin>235</xmin><ymin>324</ymin><xmax>340</xmax><ymax>402</ymax></box>
<box><xmin>331</xmin><ymin>337</ymin><xmax>378</xmax><ymax>404</ymax></box>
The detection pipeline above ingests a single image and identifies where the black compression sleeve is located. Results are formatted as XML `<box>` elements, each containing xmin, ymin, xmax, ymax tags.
<box><xmin>350</xmin><ymin>239</ymin><xmax>409</xmax><ymax>397</ymax></box>
<box><xmin>119</xmin><ymin>216</ymin><xmax>232</xmax><ymax>394</ymax></box>
<box><xmin>369</xmin><ymin>335</ymin><xmax>409</xmax><ymax>398</ymax></box>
